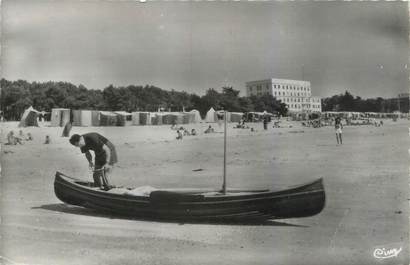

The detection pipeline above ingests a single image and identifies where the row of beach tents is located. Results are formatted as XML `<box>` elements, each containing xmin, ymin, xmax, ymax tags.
<box><xmin>18</xmin><ymin>106</ymin><xmax>248</xmax><ymax>127</ymax></box>
<box><xmin>50</xmin><ymin>108</ymin><xmax>204</xmax><ymax>127</ymax></box>
<box><xmin>20</xmin><ymin>106</ymin><xmax>408</xmax><ymax>128</ymax></box>
<box><xmin>321</xmin><ymin>111</ymin><xmax>408</xmax><ymax>119</ymax></box>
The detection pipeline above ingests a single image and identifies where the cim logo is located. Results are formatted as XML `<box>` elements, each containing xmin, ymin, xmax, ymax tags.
<box><xmin>373</xmin><ymin>246</ymin><xmax>402</xmax><ymax>260</ymax></box>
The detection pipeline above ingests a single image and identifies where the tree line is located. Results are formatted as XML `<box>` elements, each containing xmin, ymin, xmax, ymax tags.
<box><xmin>322</xmin><ymin>91</ymin><xmax>406</xmax><ymax>113</ymax></box>
<box><xmin>0</xmin><ymin>79</ymin><xmax>288</xmax><ymax>121</ymax></box>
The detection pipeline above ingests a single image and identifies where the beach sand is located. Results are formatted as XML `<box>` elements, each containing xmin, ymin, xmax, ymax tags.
<box><xmin>0</xmin><ymin>120</ymin><xmax>408</xmax><ymax>265</ymax></box>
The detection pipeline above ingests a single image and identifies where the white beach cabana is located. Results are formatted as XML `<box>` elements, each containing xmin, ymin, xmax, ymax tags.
<box><xmin>205</xmin><ymin>107</ymin><xmax>216</xmax><ymax>123</ymax></box>
<box><xmin>80</xmin><ymin>110</ymin><xmax>93</xmax><ymax>126</ymax></box>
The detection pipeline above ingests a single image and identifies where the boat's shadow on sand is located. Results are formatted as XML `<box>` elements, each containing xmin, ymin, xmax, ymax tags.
<box><xmin>33</xmin><ymin>203</ymin><xmax>308</xmax><ymax>227</ymax></box>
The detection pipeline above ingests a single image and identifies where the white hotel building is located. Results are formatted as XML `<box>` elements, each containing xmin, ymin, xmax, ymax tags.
<box><xmin>245</xmin><ymin>78</ymin><xmax>322</xmax><ymax>113</ymax></box>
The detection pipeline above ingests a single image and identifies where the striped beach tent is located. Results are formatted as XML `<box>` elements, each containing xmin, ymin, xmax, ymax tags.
<box><xmin>18</xmin><ymin>106</ymin><xmax>39</xmax><ymax>127</ymax></box>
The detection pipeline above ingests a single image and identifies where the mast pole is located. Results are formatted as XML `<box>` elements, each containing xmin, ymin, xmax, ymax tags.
<box><xmin>222</xmin><ymin>110</ymin><xmax>227</xmax><ymax>194</ymax></box>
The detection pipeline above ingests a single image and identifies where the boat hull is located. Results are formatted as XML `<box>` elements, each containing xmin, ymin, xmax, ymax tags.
<box><xmin>54</xmin><ymin>172</ymin><xmax>325</xmax><ymax>221</ymax></box>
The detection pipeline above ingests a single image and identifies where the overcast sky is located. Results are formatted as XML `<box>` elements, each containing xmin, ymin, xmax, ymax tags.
<box><xmin>1</xmin><ymin>1</ymin><xmax>408</xmax><ymax>98</ymax></box>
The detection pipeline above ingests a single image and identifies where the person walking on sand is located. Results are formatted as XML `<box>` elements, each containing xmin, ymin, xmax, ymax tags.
<box><xmin>335</xmin><ymin>117</ymin><xmax>343</xmax><ymax>145</ymax></box>
<box><xmin>263</xmin><ymin>115</ymin><xmax>269</xmax><ymax>130</ymax></box>
<box><xmin>69</xmin><ymin>133</ymin><xmax>118</xmax><ymax>190</ymax></box>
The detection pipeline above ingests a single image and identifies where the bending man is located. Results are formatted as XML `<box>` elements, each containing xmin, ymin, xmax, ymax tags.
<box><xmin>69</xmin><ymin>133</ymin><xmax>118</xmax><ymax>190</ymax></box>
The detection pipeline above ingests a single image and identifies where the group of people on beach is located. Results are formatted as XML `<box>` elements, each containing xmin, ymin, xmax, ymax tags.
<box><xmin>6</xmin><ymin>130</ymin><xmax>52</xmax><ymax>145</ymax></box>
<box><xmin>6</xmin><ymin>130</ymin><xmax>33</xmax><ymax>145</ymax></box>
<box><xmin>175</xmin><ymin>127</ymin><xmax>198</xmax><ymax>140</ymax></box>
<box><xmin>171</xmin><ymin>124</ymin><xmax>198</xmax><ymax>140</ymax></box>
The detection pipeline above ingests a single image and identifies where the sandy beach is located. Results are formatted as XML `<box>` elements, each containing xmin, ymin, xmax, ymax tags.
<box><xmin>0</xmin><ymin>120</ymin><xmax>408</xmax><ymax>265</ymax></box>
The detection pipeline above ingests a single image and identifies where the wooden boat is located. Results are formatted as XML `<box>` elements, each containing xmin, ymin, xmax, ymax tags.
<box><xmin>54</xmin><ymin>171</ymin><xmax>325</xmax><ymax>221</ymax></box>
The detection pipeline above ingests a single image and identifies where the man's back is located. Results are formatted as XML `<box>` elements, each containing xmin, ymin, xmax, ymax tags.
<box><xmin>80</xmin><ymin>132</ymin><xmax>108</xmax><ymax>155</ymax></box>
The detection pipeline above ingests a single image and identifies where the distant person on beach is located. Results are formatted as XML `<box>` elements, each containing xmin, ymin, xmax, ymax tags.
<box><xmin>170</xmin><ymin>121</ymin><xmax>178</xmax><ymax>130</ymax></box>
<box><xmin>26</xmin><ymin>133</ymin><xmax>33</xmax><ymax>141</ymax></box>
<box><xmin>183</xmin><ymin>129</ymin><xmax>190</xmax><ymax>136</ymax></box>
<box><xmin>176</xmin><ymin>130</ymin><xmax>183</xmax><ymax>140</ymax></box>
<box><xmin>62</xmin><ymin>110</ymin><xmax>74</xmax><ymax>137</ymax></box>
<box><xmin>191</xmin><ymin>129</ymin><xmax>197</xmax><ymax>136</ymax></box>
<box><xmin>6</xmin><ymin>131</ymin><xmax>23</xmax><ymax>145</ymax></box>
<box><xmin>44</xmin><ymin>135</ymin><xmax>51</xmax><ymax>144</ymax></box>
<box><xmin>18</xmin><ymin>130</ymin><xmax>25</xmax><ymax>139</ymax></box>
<box><xmin>263</xmin><ymin>115</ymin><xmax>269</xmax><ymax>130</ymax></box>
<box><xmin>204</xmin><ymin>125</ymin><xmax>214</xmax><ymax>134</ymax></box>
<box><xmin>217</xmin><ymin>112</ymin><xmax>224</xmax><ymax>127</ymax></box>
<box><xmin>235</xmin><ymin>119</ymin><xmax>247</xmax><ymax>129</ymax></box>
<box><xmin>69</xmin><ymin>133</ymin><xmax>118</xmax><ymax>190</ymax></box>
<box><xmin>335</xmin><ymin>117</ymin><xmax>343</xmax><ymax>145</ymax></box>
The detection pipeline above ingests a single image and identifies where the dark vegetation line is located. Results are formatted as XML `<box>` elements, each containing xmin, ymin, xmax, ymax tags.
<box><xmin>0</xmin><ymin>79</ymin><xmax>404</xmax><ymax>121</ymax></box>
